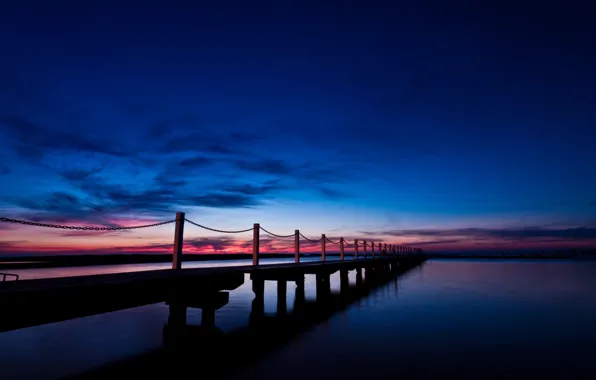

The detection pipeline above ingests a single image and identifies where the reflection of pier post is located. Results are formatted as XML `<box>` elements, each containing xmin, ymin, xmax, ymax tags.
<box><xmin>202</xmin><ymin>306</ymin><xmax>215</xmax><ymax>327</ymax></box>
<box><xmin>340</xmin><ymin>269</ymin><xmax>349</xmax><ymax>293</ymax></box>
<box><xmin>294</xmin><ymin>276</ymin><xmax>305</xmax><ymax>312</ymax></box>
<box><xmin>277</xmin><ymin>280</ymin><xmax>287</xmax><ymax>316</ymax></box>
<box><xmin>168</xmin><ymin>303</ymin><xmax>187</xmax><ymax>327</ymax></box>
<box><xmin>316</xmin><ymin>273</ymin><xmax>330</xmax><ymax>302</ymax></box>
<box><xmin>250</xmin><ymin>278</ymin><xmax>265</xmax><ymax>323</ymax></box>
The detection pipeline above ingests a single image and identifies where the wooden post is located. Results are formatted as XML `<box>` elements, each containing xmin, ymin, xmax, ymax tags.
<box><xmin>371</xmin><ymin>241</ymin><xmax>375</xmax><ymax>259</ymax></box>
<box><xmin>294</xmin><ymin>229</ymin><xmax>300</xmax><ymax>264</ymax></box>
<box><xmin>379</xmin><ymin>242</ymin><xmax>383</xmax><ymax>257</ymax></box>
<box><xmin>363</xmin><ymin>240</ymin><xmax>367</xmax><ymax>259</ymax></box>
<box><xmin>253</xmin><ymin>223</ymin><xmax>260</xmax><ymax>266</ymax></box>
<box><xmin>339</xmin><ymin>237</ymin><xmax>345</xmax><ymax>260</ymax></box>
<box><xmin>321</xmin><ymin>234</ymin><xmax>326</xmax><ymax>262</ymax></box>
<box><xmin>354</xmin><ymin>239</ymin><xmax>359</xmax><ymax>259</ymax></box>
<box><xmin>172</xmin><ymin>212</ymin><xmax>185</xmax><ymax>270</ymax></box>
<box><xmin>384</xmin><ymin>243</ymin><xmax>387</xmax><ymax>256</ymax></box>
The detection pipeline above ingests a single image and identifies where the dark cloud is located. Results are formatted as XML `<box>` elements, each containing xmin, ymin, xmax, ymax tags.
<box><xmin>367</xmin><ymin>226</ymin><xmax>596</xmax><ymax>242</ymax></box>
<box><xmin>189</xmin><ymin>193</ymin><xmax>259</xmax><ymax>208</ymax></box>
<box><xmin>233</xmin><ymin>159</ymin><xmax>293</xmax><ymax>176</ymax></box>
<box><xmin>414</xmin><ymin>239</ymin><xmax>462</xmax><ymax>246</ymax></box>
<box><xmin>58</xmin><ymin>168</ymin><xmax>102</xmax><ymax>181</ymax></box>
<box><xmin>219</xmin><ymin>182</ymin><xmax>282</xmax><ymax>196</ymax></box>
<box><xmin>178</xmin><ymin>156</ymin><xmax>212</xmax><ymax>168</ymax></box>
<box><xmin>318</xmin><ymin>187</ymin><xmax>352</xmax><ymax>199</ymax></box>
<box><xmin>0</xmin><ymin>114</ymin><xmax>129</xmax><ymax>160</ymax></box>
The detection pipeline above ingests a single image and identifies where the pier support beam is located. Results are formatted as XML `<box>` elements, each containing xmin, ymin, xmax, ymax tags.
<box><xmin>316</xmin><ymin>273</ymin><xmax>330</xmax><ymax>302</ymax></box>
<box><xmin>172</xmin><ymin>212</ymin><xmax>185</xmax><ymax>270</ymax></box>
<box><xmin>277</xmin><ymin>281</ymin><xmax>287</xmax><ymax>316</ymax></box>
<box><xmin>250</xmin><ymin>278</ymin><xmax>265</xmax><ymax>323</ymax></box>
<box><xmin>363</xmin><ymin>240</ymin><xmax>367</xmax><ymax>259</ymax></box>
<box><xmin>294</xmin><ymin>276</ymin><xmax>305</xmax><ymax>312</ymax></box>
<box><xmin>340</xmin><ymin>269</ymin><xmax>349</xmax><ymax>293</ymax></box>
<box><xmin>340</xmin><ymin>238</ymin><xmax>345</xmax><ymax>261</ymax></box>
<box><xmin>356</xmin><ymin>267</ymin><xmax>363</xmax><ymax>285</ymax></box>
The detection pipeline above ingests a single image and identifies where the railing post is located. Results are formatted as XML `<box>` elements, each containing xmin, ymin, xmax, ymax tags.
<box><xmin>363</xmin><ymin>240</ymin><xmax>367</xmax><ymax>259</ymax></box>
<box><xmin>379</xmin><ymin>242</ymin><xmax>383</xmax><ymax>257</ymax></box>
<box><xmin>371</xmin><ymin>241</ymin><xmax>375</xmax><ymax>259</ymax></box>
<box><xmin>340</xmin><ymin>237</ymin><xmax>345</xmax><ymax>261</ymax></box>
<box><xmin>384</xmin><ymin>243</ymin><xmax>388</xmax><ymax>256</ymax></box>
<box><xmin>253</xmin><ymin>223</ymin><xmax>260</xmax><ymax>266</ymax></box>
<box><xmin>354</xmin><ymin>239</ymin><xmax>359</xmax><ymax>259</ymax></box>
<box><xmin>321</xmin><ymin>234</ymin><xmax>326</xmax><ymax>262</ymax></box>
<box><xmin>294</xmin><ymin>229</ymin><xmax>300</xmax><ymax>264</ymax></box>
<box><xmin>172</xmin><ymin>212</ymin><xmax>185</xmax><ymax>270</ymax></box>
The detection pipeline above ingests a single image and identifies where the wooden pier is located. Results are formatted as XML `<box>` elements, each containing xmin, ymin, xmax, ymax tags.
<box><xmin>0</xmin><ymin>256</ymin><xmax>425</xmax><ymax>332</ymax></box>
<box><xmin>65</xmin><ymin>255</ymin><xmax>425</xmax><ymax>379</ymax></box>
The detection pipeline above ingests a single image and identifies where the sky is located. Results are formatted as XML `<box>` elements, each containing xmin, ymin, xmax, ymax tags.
<box><xmin>0</xmin><ymin>1</ymin><xmax>595</xmax><ymax>255</ymax></box>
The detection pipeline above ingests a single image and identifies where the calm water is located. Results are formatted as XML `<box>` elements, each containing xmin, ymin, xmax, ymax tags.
<box><xmin>2</xmin><ymin>259</ymin><xmax>596</xmax><ymax>379</ymax></box>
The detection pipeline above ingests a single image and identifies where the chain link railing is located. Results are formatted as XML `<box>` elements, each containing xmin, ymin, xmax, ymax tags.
<box><xmin>0</xmin><ymin>217</ymin><xmax>175</xmax><ymax>230</ymax></box>
<box><xmin>1</xmin><ymin>214</ymin><xmax>421</xmax><ymax>265</ymax></box>
<box><xmin>184</xmin><ymin>218</ymin><xmax>253</xmax><ymax>234</ymax></box>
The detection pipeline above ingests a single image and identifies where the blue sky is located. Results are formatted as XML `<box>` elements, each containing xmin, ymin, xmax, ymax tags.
<box><xmin>0</xmin><ymin>1</ymin><xmax>595</xmax><ymax>254</ymax></box>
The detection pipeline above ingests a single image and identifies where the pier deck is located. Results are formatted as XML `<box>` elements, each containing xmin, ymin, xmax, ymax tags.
<box><xmin>0</xmin><ymin>256</ymin><xmax>424</xmax><ymax>332</ymax></box>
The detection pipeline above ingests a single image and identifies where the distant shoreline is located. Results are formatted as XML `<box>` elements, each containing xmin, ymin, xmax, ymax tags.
<box><xmin>0</xmin><ymin>252</ymin><xmax>594</xmax><ymax>270</ymax></box>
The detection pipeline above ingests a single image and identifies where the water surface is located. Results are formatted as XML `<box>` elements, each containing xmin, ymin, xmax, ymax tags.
<box><xmin>2</xmin><ymin>259</ymin><xmax>596</xmax><ymax>379</ymax></box>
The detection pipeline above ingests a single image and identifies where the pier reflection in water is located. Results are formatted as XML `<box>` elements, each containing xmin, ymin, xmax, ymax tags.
<box><xmin>72</xmin><ymin>260</ymin><xmax>417</xmax><ymax>379</ymax></box>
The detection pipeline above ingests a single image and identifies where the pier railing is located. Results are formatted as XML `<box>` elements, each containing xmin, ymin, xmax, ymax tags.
<box><xmin>1</xmin><ymin>213</ymin><xmax>423</xmax><ymax>269</ymax></box>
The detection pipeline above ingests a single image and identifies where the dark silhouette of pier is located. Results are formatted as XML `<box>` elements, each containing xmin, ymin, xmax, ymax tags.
<box><xmin>64</xmin><ymin>257</ymin><xmax>424</xmax><ymax>379</ymax></box>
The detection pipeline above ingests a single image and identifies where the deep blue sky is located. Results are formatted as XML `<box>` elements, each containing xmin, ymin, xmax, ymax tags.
<box><xmin>0</xmin><ymin>1</ymin><xmax>595</xmax><ymax>253</ymax></box>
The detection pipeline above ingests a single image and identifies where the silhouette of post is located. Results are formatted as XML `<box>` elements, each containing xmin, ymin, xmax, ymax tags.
<box><xmin>250</xmin><ymin>277</ymin><xmax>265</xmax><ymax>323</ymax></box>
<box><xmin>172</xmin><ymin>212</ymin><xmax>185</xmax><ymax>270</ymax></box>
<box><xmin>354</xmin><ymin>239</ymin><xmax>359</xmax><ymax>259</ymax></box>
<box><xmin>340</xmin><ymin>268</ymin><xmax>349</xmax><ymax>293</ymax></box>
<box><xmin>277</xmin><ymin>280</ymin><xmax>287</xmax><ymax>316</ymax></box>
<box><xmin>168</xmin><ymin>303</ymin><xmax>187</xmax><ymax>327</ymax></box>
<box><xmin>379</xmin><ymin>242</ymin><xmax>383</xmax><ymax>257</ymax></box>
<box><xmin>253</xmin><ymin>223</ymin><xmax>260</xmax><ymax>266</ymax></box>
<box><xmin>294</xmin><ymin>276</ymin><xmax>305</xmax><ymax>312</ymax></box>
<box><xmin>356</xmin><ymin>267</ymin><xmax>363</xmax><ymax>285</ymax></box>
<box><xmin>321</xmin><ymin>234</ymin><xmax>326</xmax><ymax>261</ymax></box>
<box><xmin>363</xmin><ymin>240</ymin><xmax>367</xmax><ymax>259</ymax></box>
<box><xmin>316</xmin><ymin>273</ymin><xmax>330</xmax><ymax>302</ymax></box>
<box><xmin>202</xmin><ymin>306</ymin><xmax>215</xmax><ymax>327</ymax></box>
<box><xmin>384</xmin><ymin>243</ymin><xmax>388</xmax><ymax>256</ymax></box>
<box><xmin>294</xmin><ymin>230</ymin><xmax>300</xmax><ymax>263</ymax></box>
<box><xmin>340</xmin><ymin>237</ymin><xmax>345</xmax><ymax>260</ymax></box>
<box><xmin>371</xmin><ymin>241</ymin><xmax>375</xmax><ymax>259</ymax></box>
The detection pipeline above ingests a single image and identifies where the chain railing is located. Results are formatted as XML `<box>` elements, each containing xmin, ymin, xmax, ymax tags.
<box><xmin>0</xmin><ymin>212</ymin><xmax>423</xmax><ymax>268</ymax></box>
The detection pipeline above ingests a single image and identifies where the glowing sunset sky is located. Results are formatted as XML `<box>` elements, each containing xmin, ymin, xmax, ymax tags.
<box><xmin>0</xmin><ymin>2</ymin><xmax>595</xmax><ymax>255</ymax></box>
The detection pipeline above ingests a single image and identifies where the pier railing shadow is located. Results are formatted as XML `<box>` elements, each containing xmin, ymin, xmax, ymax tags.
<box><xmin>68</xmin><ymin>257</ymin><xmax>425</xmax><ymax>379</ymax></box>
